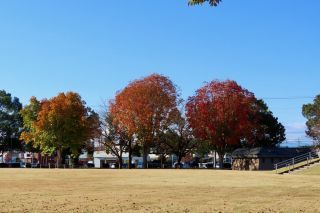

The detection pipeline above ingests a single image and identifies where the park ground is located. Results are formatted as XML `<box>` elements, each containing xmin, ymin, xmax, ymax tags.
<box><xmin>0</xmin><ymin>168</ymin><xmax>319</xmax><ymax>213</ymax></box>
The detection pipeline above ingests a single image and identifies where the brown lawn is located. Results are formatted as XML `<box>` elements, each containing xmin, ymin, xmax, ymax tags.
<box><xmin>0</xmin><ymin>169</ymin><xmax>319</xmax><ymax>212</ymax></box>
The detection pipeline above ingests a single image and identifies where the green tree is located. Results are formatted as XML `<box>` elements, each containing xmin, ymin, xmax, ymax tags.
<box><xmin>159</xmin><ymin>112</ymin><xmax>196</xmax><ymax>167</ymax></box>
<box><xmin>302</xmin><ymin>95</ymin><xmax>320</xmax><ymax>147</ymax></box>
<box><xmin>20</xmin><ymin>97</ymin><xmax>42</xmax><ymax>159</ymax></box>
<box><xmin>20</xmin><ymin>97</ymin><xmax>41</xmax><ymax>148</ymax></box>
<box><xmin>188</xmin><ymin>0</ymin><xmax>221</xmax><ymax>6</ymax></box>
<box><xmin>251</xmin><ymin>100</ymin><xmax>286</xmax><ymax>148</ymax></box>
<box><xmin>194</xmin><ymin>140</ymin><xmax>212</xmax><ymax>163</ymax></box>
<box><xmin>102</xmin><ymin>111</ymin><xmax>134</xmax><ymax>169</ymax></box>
<box><xmin>0</xmin><ymin>90</ymin><xmax>23</xmax><ymax>161</ymax></box>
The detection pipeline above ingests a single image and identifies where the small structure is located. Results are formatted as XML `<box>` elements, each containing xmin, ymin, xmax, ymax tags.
<box><xmin>231</xmin><ymin>147</ymin><xmax>311</xmax><ymax>171</ymax></box>
<box><xmin>93</xmin><ymin>140</ymin><xmax>146</xmax><ymax>168</ymax></box>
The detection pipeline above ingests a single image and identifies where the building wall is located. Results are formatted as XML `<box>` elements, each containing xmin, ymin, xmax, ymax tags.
<box><xmin>259</xmin><ymin>157</ymin><xmax>286</xmax><ymax>170</ymax></box>
<box><xmin>94</xmin><ymin>157</ymin><xmax>104</xmax><ymax>168</ymax></box>
<box><xmin>232</xmin><ymin>158</ymin><xmax>260</xmax><ymax>171</ymax></box>
<box><xmin>232</xmin><ymin>157</ymin><xmax>288</xmax><ymax>171</ymax></box>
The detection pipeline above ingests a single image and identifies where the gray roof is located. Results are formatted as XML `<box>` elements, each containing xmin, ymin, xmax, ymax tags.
<box><xmin>232</xmin><ymin>147</ymin><xmax>311</xmax><ymax>158</ymax></box>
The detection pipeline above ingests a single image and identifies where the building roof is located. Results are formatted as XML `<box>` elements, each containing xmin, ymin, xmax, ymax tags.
<box><xmin>232</xmin><ymin>147</ymin><xmax>311</xmax><ymax>158</ymax></box>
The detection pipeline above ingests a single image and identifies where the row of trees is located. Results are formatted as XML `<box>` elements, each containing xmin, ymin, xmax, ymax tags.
<box><xmin>0</xmin><ymin>92</ymin><xmax>100</xmax><ymax>165</ymax></box>
<box><xmin>101</xmin><ymin>74</ymin><xmax>285</xmax><ymax>169</ymax></box>
<box><xmin>1</xmin><ymin>74</ymin><xmax>287</xmax><ymax>168</ymax></box>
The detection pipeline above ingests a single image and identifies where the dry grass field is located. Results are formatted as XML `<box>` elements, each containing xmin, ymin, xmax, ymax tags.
<box><xmin>0</xmin><ymin>169</ymin><xmax>319</xmax><ymax>213</ymax></box>
<box><xmin>295</xmin><ymin>165</ymin><xmax>320</xmax><ymax>176</ymax></box>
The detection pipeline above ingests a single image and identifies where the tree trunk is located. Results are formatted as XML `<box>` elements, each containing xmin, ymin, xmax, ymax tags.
<box><xmin>160</xmin><ymin>154</ymin><xmax>163</xmax><ymax>169</ymax></box>
<box><xmin>57</xmin><ymin>149</ymin><xmax>62</xmax><ymax>168</ymax></box>
<box><xmin>44</xmin><ymin>155</ymin><xmax>46</xmax><ymax>167</ymax></box>
<box><xmin>176</xmin><ymin>155</ymin><xmax>183</xmax><ymax>169</ymax></box>
<box><xmin>142</xmin><ymin>145</ymin><xmax>148</xmax><ymax>169</ymax></box>
<box><xmin>218</xmin><ymin>152</ymin><xmax>224</xmax><ymax>169</ymax></box>
<box><xmin>128</xmin><ymin>144</ymin><xmax>132</xmax><ymax>169</ymax></box>
<box><xmin>118</xmin><ymin>156</ymin><xmax>123</xmax><ymax>169</ymax></box>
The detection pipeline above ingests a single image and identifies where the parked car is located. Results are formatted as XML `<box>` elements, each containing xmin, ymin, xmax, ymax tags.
<box><xmin>136</xmin><ymin>162</ymin><xmax>143</xmax><ymax>169</ymax></box>
<box><xmin>87</xmin><ymin>161</ymin><xmax>94</xmax><ymax>168</ymax></box>
<box><xmin>198</xmin><ymin>162</ymin><xmax>220</xmax><ymax>169</ymax></box>
<box><xmin>173</xmin><ymin>162</ymin><xmax>190</xmax><ymax>169</ymax></box>
<box><xmin>122</xmin><ymin>163</ymin><xmax>136</xmax><ymax>169</ymax></box>
<box><xmin>198</xmin><ymin>163</ymin><xmax>207</xmax><ymax>169</ymax></box>
<box><xmin>188</xmin><ymin>161</ymin><xmax>199</xmax><ymax>168</ymax></box>
<box><xmin>26</xmin><ymin>163</ymin><xmax>39</xmax><ymax>168</ymax></box>
<box><xmin>9</xmin><ymin>163</ymin><xmax>21</xmax><ymax>168</ymax></box>
<box><xmin>0</xmin><ymin>163</ymin><xmax>9</xmax><ymax>168</ymax></box>
<box><xmin>206</xmin><ymin>162</ymin><xmax>214</xmax><ymax>169</ymax></box>
<box><xmin>223</xmin><ymin>162</ymin><xmax>232</xmax><ymax>169</ymax></box>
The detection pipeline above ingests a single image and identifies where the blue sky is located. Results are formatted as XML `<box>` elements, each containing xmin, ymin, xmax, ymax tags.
<box><xmin>0</xmin><ymin>0</ymin><xmax>319</xmax><ymax>146</ymax></box>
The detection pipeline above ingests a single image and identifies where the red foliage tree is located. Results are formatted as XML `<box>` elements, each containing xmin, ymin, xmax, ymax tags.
<box><xmin>186</xmin><ymin>80</ymin><xmax>258</xmax><ymax>168</ymax></box>
<box><xmin>109</xmin><ymin>74</ymin><xmax>180</xmax><ymax>168</ymax></box>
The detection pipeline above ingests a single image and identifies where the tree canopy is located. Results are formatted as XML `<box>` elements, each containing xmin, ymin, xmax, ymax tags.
<box><xmin>253</xmin><ymin>100</ymin><xmax>286</xmax><ymax>148</ymax></box>
<box><xmin>302</xmin><ymin>95</ymin><xmax>320</xmax><ymax>147</ymax></box>
<box><xmin>0</xmin><ymin>90</ymin><xmax>23</xmax><ymax>156</ymax></box>
<box><xmin>20</xmin><ymin>92</ymin><xmax>100</xmax><ymax>166</ymax></box>
<box><xmin>20</xmin><ymin>97</ymin><xmax>41</xmax><ymax>147</ymax></box>
<box><xmin>186</xmin><ymin>80</ymin><xmax>258</xmax><ymax>167</ymax></box>
<box><xmin>102</xmin><ymin>111</ymin><xmax>134</xmax><ymax>169</ymax></box>
<box><xmin>110</xmin><ymin>74</ymin><xmax>180</xmax><ymax>168</ymax></box>
<box><xmin>188</xmin><ymin>0</ymin><xmax>221</xmax><ymax>6</ymax></box>
<box><xmin>158</xmin><ymin>111</ymin><xmax>196</xmax><ymax>166</ymax></box>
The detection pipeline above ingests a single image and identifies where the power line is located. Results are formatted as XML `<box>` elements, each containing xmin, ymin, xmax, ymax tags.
<box><xmin>261</xmin><ymin>96</ymin><xmax>314</xmax><ymax>100</ymax></box>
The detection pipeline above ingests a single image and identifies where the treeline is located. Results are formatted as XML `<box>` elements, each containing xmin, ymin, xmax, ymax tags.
<box><xmin>1</xmin><ymin>74</ymin><xmax>289</xmax><ymax>168</ymax></box>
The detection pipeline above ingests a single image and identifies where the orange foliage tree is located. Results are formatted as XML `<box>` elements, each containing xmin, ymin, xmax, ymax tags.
<box><xmin>21</xmin><ymin>92</ymin><xmax>100</xmax><ymax>166</ymax></box>
<box><xmin>110</xmin><ymin>74</ymin><xmax>180</xmax><ymax>168</ymax></box>
<box><xmin>186</xmin><ymin>80</ymin><xmax>258</xmax><ymax>168</ymax></box>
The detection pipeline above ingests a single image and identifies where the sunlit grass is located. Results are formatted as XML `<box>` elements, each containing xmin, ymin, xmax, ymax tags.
<box><xmin>0</xmin><ymin>169</ymin><xmax>319</xmax><ymax>212</ymax></box>
<box><xmin>295</xmin><ymin>164</ymin><xmax>320</xmax><ymax>176</ymax></box>
<box><xmin>274</xmin><ymin>158</ymin><xmax>320</xmax><ymax>174</ymax></box>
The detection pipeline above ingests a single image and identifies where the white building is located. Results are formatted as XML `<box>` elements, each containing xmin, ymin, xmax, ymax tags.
<box><xmin>93</xmin><ymin>150</ymin><xmax>149</xmax><ymax>168</ymax></box>
<box><xmin>93</xmin><ymin>139</ymin><xmax>148</xmax><ymax>168</ymax></box>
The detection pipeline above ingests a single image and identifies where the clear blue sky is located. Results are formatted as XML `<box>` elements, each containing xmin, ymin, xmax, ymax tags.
<box><xmin>0</xmin><ymin>0</ymin><xmax>319</xmax><ymax>146</ymax></box>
